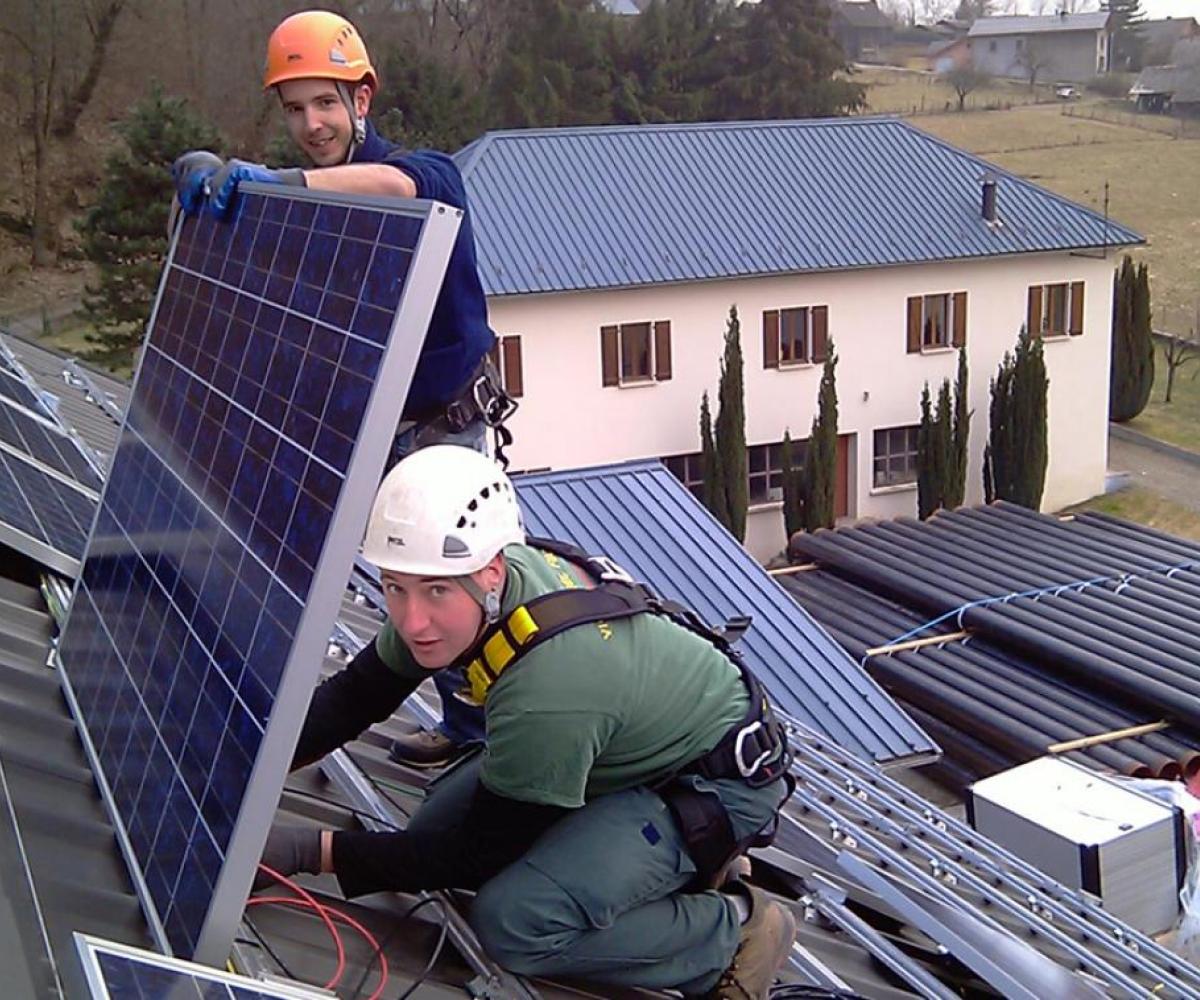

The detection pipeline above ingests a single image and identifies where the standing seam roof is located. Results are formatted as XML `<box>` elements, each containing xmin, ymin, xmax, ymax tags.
<box><xmin>455</xmin><ymin>118</ymin><xmax>1142</xmax><ymax>297</ymax></box>
<box><xmin>514</xmin><ymin>459</ymin><xmax>937</xmax><ymax>766</ymax></box>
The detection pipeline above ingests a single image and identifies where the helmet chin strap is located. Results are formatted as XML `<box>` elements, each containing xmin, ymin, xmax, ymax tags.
<box><xmin>335</xmin><ymin>81</ymin><xmax>367</xmax><ymax>163</ymax></box>
<box><xmin>458</xmin><ymin>575</ymin><xmax>502</xmax><ymax>628</ymax></box>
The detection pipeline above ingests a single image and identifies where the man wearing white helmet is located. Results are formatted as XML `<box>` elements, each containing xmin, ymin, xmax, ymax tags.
<box><xmin>268</xmin><ymin>445</ymin><xmax>796</xmax><ymax>998</ymax></box>
<box><xmin>171</xmin><ymin>10</ymin><xmax>507</xmax><ymax>767</ymax></box>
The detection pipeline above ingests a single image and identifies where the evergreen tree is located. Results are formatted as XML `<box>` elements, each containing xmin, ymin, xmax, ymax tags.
<box><xmin>1103</xmin><ymin>0</ymin><xmax>1147</xmax><ymax>71</ymax></box>
<box><xmin>948</xmin><ymin>346</ymin><xmax>970</xmax><ymax>509</ymax></box>
<box><xmin>780</xmin><ymin>429</ymin><xmax>805</xmax><ymax>540</ymax></box>
<box><xmin>984</xmin><ymin>328</ymin><xmax>1048</xmax><ymax>511</ymax></box>
<box><xmin>916</xmin><ymin>348</ymin><xmax>970</xmax><ymax>519</ymax></box>
<box><xmin>802</xmin><ymin>342</ymin><xmax>838</xmax><ymax>531</ymax></box>
<box><xmin>715</xmin><ymin>305</ymin><xmax>748</xmax><ymax>541</ymax></box>
<box><xmin>78</xmin><ymin>86</ymin><xmax>222</xmax><ymax>370</ymax></box>
<box><xmin>1109</xmin><ymin>255</ymin><xmax>1154</xmax><ymax>422</ymax></box>
<box><xmin>699</xmin><ymin>390</ymin><xmax>730</xmax><ymax>529</ymax></box>
<box><xmin>714</xmin><ymin>0</ymin><xmax>865</xmax><ymax>120</ymax></box>
<box><xmin>488</xmin><ymin>0</ymin><xmax>615</xmax><ymax>127</ymax></box>
<box><xmin>375</xmin><ymin>44</ymin><xmax>482</xmax><ymax>152</ymax></box>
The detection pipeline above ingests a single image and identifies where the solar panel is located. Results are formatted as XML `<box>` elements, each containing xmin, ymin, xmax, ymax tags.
<box><xmin>75</xmin><ymin>934</ymin><xmax>326</xmax><ymax>999</ymax></box>
<box><xmin>0</xmin><ymin>400</ymin><xmax>102</xmax><ymax>487</ymax></box>
<box><xmin>0</xmin><ymin>366</ymin><xmax>46</xmax><ymax>413</ymax></box>
<box><xmin>56</xmin><ymin>184</ymin><xmax>460</xmax><ymax>963</ymax></box>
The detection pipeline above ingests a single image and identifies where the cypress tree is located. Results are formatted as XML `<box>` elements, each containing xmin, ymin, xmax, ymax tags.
<box><xmin>985</xmin><ymin>328</ymin><xmax>1048</xmax><ymax>510</ymax></box>
<box><xmin>1109</xmin><ymin>255</ymin><xmax>1154</xmax><ymax>422</ymax></box>
<box><xmin>78</xmin><ymin>85</ymin><xmax>222</xmax><ymax>371</ymax></box>
<box><xmin>802</xmin><ymin>342</ymin><xmax>838</xmax><ymax>531</ymax></box>
<box><xmin>780</xmin><ymin>429</ymin><xmax>804</xmax><ymax>540</ymax></box>
<box><xmin>948</xmin><ymin>346</ymin><xmax>970</xmax><ymax>509</ymax></box>
<box><xmin>715</xmin><ymin>305</ymin><xmax>748</xmax><ymax>541</ymax></box>
<box><xmin>699</xmin><ymin>391</ymin><xmax>729</xmax><ymax>529</ymax></box>
<box><xmin>916</xmin><ymin>383</ymin><xmax>940</xmax><ymax>520</ymax></box>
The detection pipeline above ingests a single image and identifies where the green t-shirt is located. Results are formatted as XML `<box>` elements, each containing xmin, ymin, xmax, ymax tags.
<box><xmin>375</xmin><ymin>543</ymin><xmax>748</xmax><ymax>808</ymax></box>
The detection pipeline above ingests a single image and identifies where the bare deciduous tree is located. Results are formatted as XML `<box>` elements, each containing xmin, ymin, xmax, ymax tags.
<box><xmin>1162</xmin><ymin>305</ymin><xmax>1200</xmax><ymax>405</ymax></box>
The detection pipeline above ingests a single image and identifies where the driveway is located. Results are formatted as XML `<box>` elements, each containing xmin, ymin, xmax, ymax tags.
<box><xmin>1108</xmin><ymin>427</ymin><xmax>1200</xmax><ymax>515</ymax></box>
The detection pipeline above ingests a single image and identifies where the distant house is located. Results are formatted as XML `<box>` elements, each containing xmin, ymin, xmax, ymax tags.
<box><xmin>1139</xmin><ymin>16</ymin><xmax>1199</xmax><ymax>67</ymax></box>
<box><xmin>929</xmin><ymin>35</ymin><xmax>971</xmax><ymax>75</ymax></box>
<box><xmin>831</xmin><ymin>0</ymin><xmax>894</xmax><ymax>61</ymax></box>
<box><xmin>968</xmin><ymin>12</ymin><xmax>1112</xmax><ymax>84</ymax></box>
<box><xmin>596</xmin><ymin>0</ymin><xmax>643</xmax><ymax>14</ymax></box>
<box><xmin>455</xmin><ymin>119</ymin><xmax>1140</xmax><ymax>560</ymax></box>
<box><xmin>1131</xmin><ymin>38</ymin><xmax>1200</xmax><ymax>114</ymax></box>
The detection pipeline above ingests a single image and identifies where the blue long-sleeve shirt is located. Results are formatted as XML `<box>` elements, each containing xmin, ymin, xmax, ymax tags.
<box><xmin>353</xmin><ymin>121</ymin><xmax>495</xmax><ymax>418</ymax></box>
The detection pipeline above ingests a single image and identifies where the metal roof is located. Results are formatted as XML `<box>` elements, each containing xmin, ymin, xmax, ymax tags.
<box><xmin>454</xmin><ymin>117</ymin><xmax>1142</xmax><ymax>297</ymax></box>
<box><xmin>835</xmin><ymin>0</ymin><xmax>893</xmax><ymax>30</ymax></box>
<box><xmin>783</xmin><ymin>501</ymin><xmax>1200</xmax><ymax>787</ymax></box>
<box><xmin>513</xmin><ymin>459</ymin><xmax>938</xmax><ymax>766</ymax></box>
<box><xmin>968</xmin><ymin>12</ymin><xmax>1111</xmax><ymax>37</ymax></box>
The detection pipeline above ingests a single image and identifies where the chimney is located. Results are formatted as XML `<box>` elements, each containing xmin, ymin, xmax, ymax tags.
<box><xmin>982</xmin><ymin>172</ymin><xmax>998</xmax><ymax>223</ymax></box>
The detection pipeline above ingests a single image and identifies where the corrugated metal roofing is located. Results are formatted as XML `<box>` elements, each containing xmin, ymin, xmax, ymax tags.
<box><xmin>454</xmin><ymin>117</ymin><xmax>1142</xmax><ymax>296</ymax></box>
<box><xmin>513</xmin><ymin>459</ymin><xmax>938</xmax><ymax>766</ymax></box>
<box><xmin>784</xmin><ymin>501</ymin><xmax>1200</xmax><ymax>786</ymax></box>
<box><xmin>968</xmin><ymin>12</ymin><xmax>1110</xmax><ymax>37</ymax></box>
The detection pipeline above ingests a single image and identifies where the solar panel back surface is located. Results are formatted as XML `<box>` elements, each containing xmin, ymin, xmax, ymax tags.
<box><xmin>56</xmin><ymin>184</ymin><xmax>460</xmax><ymax>963</ymax></box>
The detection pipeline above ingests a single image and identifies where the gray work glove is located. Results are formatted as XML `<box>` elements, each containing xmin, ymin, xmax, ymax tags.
<box><xmin>253</xmin><ymin>824</ymin><xmax>323</xmax><ymax>891</ymax></box>
<box><xmin>171</xmin><ymin>150</ymin><xmax>224</xmax><ymax>215</ymax></box>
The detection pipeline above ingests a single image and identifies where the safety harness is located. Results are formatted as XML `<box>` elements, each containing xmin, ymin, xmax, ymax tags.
<box><xmin>457</xmin><ymin>537</ymin><xmax>792</xmax><ymax>792</ymax></box>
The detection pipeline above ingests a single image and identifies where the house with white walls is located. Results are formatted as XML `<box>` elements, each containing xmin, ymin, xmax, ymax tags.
<box><xmin>454</xmin><ymin>118</ymin><xmax>1141</xmax><ymax>561</ymax></box>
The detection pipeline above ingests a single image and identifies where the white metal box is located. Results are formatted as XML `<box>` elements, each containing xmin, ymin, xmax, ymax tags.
<box><xmin>968</xmin><ymin>756</ymin><xmax>1186</xmax><ymax>935</ymax></box>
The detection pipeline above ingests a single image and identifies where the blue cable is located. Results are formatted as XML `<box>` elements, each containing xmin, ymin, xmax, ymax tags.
<box><xmin>860</xmin><ymin>556</ymin><xmax>1200</xmax><ymax>667</ymax></box>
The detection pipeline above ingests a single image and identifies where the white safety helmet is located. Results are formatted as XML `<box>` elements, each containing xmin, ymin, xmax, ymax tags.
<box><xmin>361</xmin><ymin>445</ymin><xmax>525</xmax><ymax>577</ymax></box>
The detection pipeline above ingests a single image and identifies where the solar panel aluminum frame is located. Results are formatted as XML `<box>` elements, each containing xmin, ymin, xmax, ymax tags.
<box><xmin>73</xmin><ymin>933</ymin><xmax>328</xmax><ymax>999</ymax></box>
<box><xmin>57</xmin><ymin>184</ymin><xmax>462</xmax><ymax>966</ymax></box>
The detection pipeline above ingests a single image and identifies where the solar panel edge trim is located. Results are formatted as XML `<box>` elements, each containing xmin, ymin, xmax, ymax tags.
<box><xmin>193</xmin><ymin>198</ymin><xmax>463</xmax><ymax>964</ymax></box>
<box><xmin>0</xmin><ymin>518</ymin><xmax>81</xmax><ymax>578</ymax></box>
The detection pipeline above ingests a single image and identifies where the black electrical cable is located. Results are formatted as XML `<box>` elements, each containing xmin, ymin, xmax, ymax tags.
<box><xmin>239</xmin><ymin>913</ymin><xmax>298</xmax><ymax>981</ymax></box>
<box><xmin>345</xmin><ymin>895</ymin><xmax>450</xmax><ymax>1000</ymax></box>
<box><xmin>769</xmin><ymin>986</ymin><xmax>872</xmax><ymax>999</ymax></box>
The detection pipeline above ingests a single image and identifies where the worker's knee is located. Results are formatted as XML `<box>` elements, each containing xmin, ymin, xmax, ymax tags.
<box><xmin>470</xmin><ymin>872</ymin><xmax>570</xmax><ymax>973</ymax></box>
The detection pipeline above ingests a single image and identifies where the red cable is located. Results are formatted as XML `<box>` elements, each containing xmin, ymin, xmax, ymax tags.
<box><xmin>249</xmin><ymin>895</ymin><xmax>390</xmax><ymax>1000</ymax></box>
<box><xmin>251</xmin><ymin>864</ymin><xmax>347</xmax><ymax>991</ymax></box>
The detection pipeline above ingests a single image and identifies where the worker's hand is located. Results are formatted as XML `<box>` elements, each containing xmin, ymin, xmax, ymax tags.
<box><xmin>253</xmin><ymin>825</ymin><xmax>323</xmax><ymax>891</ymax></box>
<box><xmin>171</xmin><ymin>150</ymin><xmax>224</xmax><ymax>215</ymax></box>
<box><xmin>208</xmin><ymin>159</ymin><xmax>307</xmax><ymax>219</ymax></box>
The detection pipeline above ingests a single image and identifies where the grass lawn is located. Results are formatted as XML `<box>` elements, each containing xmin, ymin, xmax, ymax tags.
<box><xmin>909</xmin><ymin>104</ymin><xmax>1200</xmax><ymax>327</ymax></box>
<box><xmin>846</xmin><ymin>65</ymin><xmax>1054</xmax><ymax>115</ymax></box>
<box><xmin>1125</xmin><ymin>339</ymin><xmax>1200</xmax><ymax>453</ymax></box>
<box><xmin>1063</xmin><ymin>486</ymin><xmax>1200</xmax><ymax>543</ymax></box>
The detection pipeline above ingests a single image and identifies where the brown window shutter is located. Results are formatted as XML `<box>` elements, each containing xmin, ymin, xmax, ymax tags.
<box><xmin>763</xmin><ymin>311</ymin><xmax>780</xmax><ymax>369</ymax></box>
<box><xmin>601</xmin><ymin>325</ymin><xmax>619</xmax><ymax>386</ymax></box>
<box><xmin>653</xmin><ymin>321</ymin><xmax>672</xmax><ymax>381</ymax></box>
<box><xmin>1027</xmin><ymin>285</ymin><xmax>1043</xmax><ymax>339</ymax></box>
<box><xmin>502</xmin><ymin>335</ymin><xmax>523</xmax><ymax>397</ymax></box>
<box><xmin>906</xmin><ymin>297</ymin><xmax>922</xmax><ymax>354</ymax></box>
<box><xmin>1069</xmin><ymin>281</ymin><xmax>1085</xmax><ymax>336</ymax></box>
<box><xmin>952</xmin><ymin>291</ymin><xmax>967</xmax><ymax>348</ymax></box>
<box><xmin>812</xmin><ymin>306</ymin><xmax>829</xmax><ymax>362</ymax></box>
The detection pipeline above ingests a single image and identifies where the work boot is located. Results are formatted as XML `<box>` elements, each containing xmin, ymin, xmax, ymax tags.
<box><xmin>388</xmin><ymin>728</ymin><xmax>468</xmax><ymax>769</ymax></box>
<box><xmin>702</xmin><ymin>885</ymin><xmax>796</xmax><ymax>999</ymax></box>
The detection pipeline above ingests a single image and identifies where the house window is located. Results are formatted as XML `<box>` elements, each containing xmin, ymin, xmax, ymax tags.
<box><xmin>1015</xmin><ymin>38</ymin><xmax>1025</xmax><ymax>52</ymax></box>
<box><xmin>663</xmin><ymin>452</ymin><xmax>705</xmax><ymax>500</ymax></box>
<box><xmin>763</xmin><ymin>306</ymin><xmax>829</xmax><ymax>368</ymax></box>
<box><xmin>665</xmin><ymin>439</ymin><xmax>803</xmax><ymax>505</ymax></box>
<box><xmin>873</xmin><ymin>426</ymin><xmax>919</xmax><ymax>488</ymax></box>
<box><xmin>487</xmin><ymin>335</ymin><xmax>524</xmax><ymax>398</ymax></box>
<box><xmin>601</xmin><ymin>321</ymin><xmax>672</xmax><ymax>386</ymax></box>
<box><xmin>989</xmin><ymin>40</ymin><xmax>997</xmax><ymax>53</ymax></box>
<box><xmin>907</xmin><ymin>291</ymin><xmax>967</xmax><ymax>353</ymax></box>
<box><xmin>1027</xmin><ymin>281</ymin><xmax>1085</xmax><ymax>338</ymax></box>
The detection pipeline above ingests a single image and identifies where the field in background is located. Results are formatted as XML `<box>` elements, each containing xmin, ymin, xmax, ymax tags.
<box><xmin>846</xmin><ymin>65</ymin><xmax>1056</xmax><ymax>115</ymax></box>
<box><xmin>1064</xmin><ymin>486</ymin><xmax>1200</xmax><ymax>542</ymax></box>
<box><xmin>1126</xmin><ymin>339</ymin><xmax>1200</xmax><ymax>453</ymax></box>
<box><xmin>882</xmin><ymin>91</ymin><xmax>1200</xmax><ymax>327</ymax></box>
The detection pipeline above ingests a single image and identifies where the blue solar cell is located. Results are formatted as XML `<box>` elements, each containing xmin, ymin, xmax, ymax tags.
<box><xmin>0</xmin><ymin>448</ymin><xmax>96</xmax><ymax>559</ymax></box>
<box><xmin>78</xmin><ymin>935</ymin><xmax>317</xmax><ymax>999</ymax></box>
<box><xmin>0</xmin><ymin>400</ymin><xmax>101</xmax><ymax>487</ymax></box>
<box><xmin>0</xmin><ymin>368</ymin><xmax>46</xmax><ymax>414</ymax></box>
<box><xmin>58</xmin><ymin>186</ymin><xmax>459</xmax><ymax>962</ymax></box>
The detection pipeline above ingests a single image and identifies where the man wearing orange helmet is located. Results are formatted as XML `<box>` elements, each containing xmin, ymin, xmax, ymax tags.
<box><xmin>172</xmin><ymin>10</ymin><xmax>504</xmax><ymax>765</ymax></box>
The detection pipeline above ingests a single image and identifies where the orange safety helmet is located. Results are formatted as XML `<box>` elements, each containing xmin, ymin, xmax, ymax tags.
<box><xmin>263</xmin><ymin>10</ymin><xmax>378</xmax><ymax>92</ymax></box>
